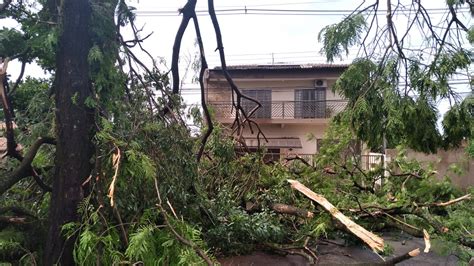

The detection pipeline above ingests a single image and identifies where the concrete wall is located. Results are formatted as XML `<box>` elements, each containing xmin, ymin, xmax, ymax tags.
<box><xmin>386</xmin><ymin>148</ymin><xmax>474</xmax><ymax>189</ymax></box>
<box><xmin>242</xmin><ymin>124</ymin><xmax>328</xmax><ymax>155</ymax></box>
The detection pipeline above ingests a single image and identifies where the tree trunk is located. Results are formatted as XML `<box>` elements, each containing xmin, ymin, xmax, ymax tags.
<box><xmin>44</xmin><ymin>0</ymin><xmax>94</xmax><ymax>264</ymax></box>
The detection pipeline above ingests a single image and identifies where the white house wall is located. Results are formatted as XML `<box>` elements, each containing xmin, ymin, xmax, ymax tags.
<box><xmin>242</xmin><ymin>124</ymin><xmax>328</xmax><ymax>155</ymax></box>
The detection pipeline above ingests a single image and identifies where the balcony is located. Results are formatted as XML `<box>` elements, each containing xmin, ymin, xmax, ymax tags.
<box><xmin>234</xmin><ymin>153</ymin><xmax>383</xmax><ymax>170</ymax></box>
<box><xmin>210</xmin><ymin>100</ymin><xmax>348</xmax><ymax>124</ymax></box>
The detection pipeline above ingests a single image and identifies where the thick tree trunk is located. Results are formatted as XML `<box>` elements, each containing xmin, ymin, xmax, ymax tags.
<box><xmin>44</xmin><ymin>0</ymin><xmax>94</xmax><ymax>265</ymax></box>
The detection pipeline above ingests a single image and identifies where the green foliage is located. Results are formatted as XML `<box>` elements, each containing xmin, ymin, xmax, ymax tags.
<box><xmin>399</xmin><ymin>97</ymin><xmax>442</xmax><ymax>153</ymax></box>
<box><xmin>442</xmin><ymin>96</ymin><xmax>473</xmax><ymax>148</ymax></box>
<box><xmin>312</xmin><ymin>122</ymin><xmax>474</xmax><ymax>263</ymax></box>
<box><xmin>330</xmin><ymin>55</ymin><xmax>472</xmax><ymax>153</ymax></box>
<box><xmin>205</xmin><ymin>188</ymin><xmax>285</xmax><ymax>255</ymax></box>
<box><xmin>125</xmin><ymin>223</ymin><xmax>207</xmax><ymax>265</ymax></box>
<box><xmin>468</xmin><ymin>26</ymin><xmax>474</xmax><ymax>43</ymax></box>
<box><xmin>0</xmin><ymin>28</ymin><xmax>27</xmax><ymax>58</ymax></box>
<box><xmin>467</xmin><ymin>139</ymin><xmax>474</xmax><ymax>158</ymax></box>
<box><xmin>318</xmin><ymin>14</ymin><xmax>366</xmax><ymax>62</ymax></box>
<box><xmin>318</xmin><ymin>0</ymin><xmax>472</xmax><ymax>154</ymax></box>
<box><xmin>70</xmin><ymin>205</ymin><xmax>209</xmax><ymax>266</ymax></box>
<box><xmin>1</xmin><ymin>1</ymin><xmax>59</xmax><ymax>68</ymax></box>
<box><xmin>10</xmin><ymin>77</ymin><xmax>51</xmax><ymax>114</ymax></box>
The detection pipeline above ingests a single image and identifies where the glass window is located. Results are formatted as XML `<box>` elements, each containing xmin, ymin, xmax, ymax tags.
<box><xmin>241</xmin><ymin>90</ymin><xmax>272</xmax><ymax>118</ymax></box>
<box><xmin>295</xmin><ymin>88</ymin><xmax>326</xmax><ymax>118</ymax></box>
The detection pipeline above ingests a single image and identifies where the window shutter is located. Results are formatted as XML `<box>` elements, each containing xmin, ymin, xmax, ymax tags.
<box><xmin>242</xmin><ymin>90</ymin><xmax>271</xmax><ymax>118</ymax></box>
<box><xmin>315</xmin><ymin>88</ymin><xmax>326</xmax><ymax>118</ymax></box>
<box><xmin>295</xmin><ymin>90</ymin><xmax>303</xmax><ymax>118</ymax></box>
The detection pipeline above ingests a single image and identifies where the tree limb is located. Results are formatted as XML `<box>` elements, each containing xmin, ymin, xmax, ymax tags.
<box><xmin>288</xmin><ymin>179</ymin><xmax>385</xmax><ymax>252</ymax></box>
<box><xmin>0</xmin><ymin>137</ymin><xmax>56</xmax><ymax>195</ymax></box>
<box><xmin>382</xmin><ymin>248</ymin><xmax>420</xmax><ymax>265</ymax></box>
<box><xmin>207</xmin><ymin>0</ymin><xmax>267</xmax><ymax>142</ymax></box>
<box><xmin>171</xmin><ymin>0</ymin><xmax>196</xmax><ymax>94</ymax></box>
<box><xmin>271</xmin><ymin>203</ymin><xmax>314</xmax><ymax>218</ymax></box>
<box><xmin>0</xmin><ymin>206</ymin><xmax>36</xmax><ymax>218</ymax></box>
<box><xmin>0</xmin><ymin>58</ymin><xmax>21</xmax><ymax>160</ymax></box>
<box><xmin>427</xmin><ymin>194</ymin><xmax>471</xmax><ymax>207</ymax></box>
<box><xmin>192</xmin><ymin>13</ymin><xmax>213</xmax><ymax>162</ymax></box>
<box><xmin>8</xmin><ymin>60</ymin><xmax>26</xmax><ymax>96</ymax></box>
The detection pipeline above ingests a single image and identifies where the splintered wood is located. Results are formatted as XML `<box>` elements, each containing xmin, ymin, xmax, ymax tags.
<box><xmin>423</xmin><ymin>229</ymin><xmax>431</xmax><ymax>253</ymax></box>
<box><xmin>287</xmin><ymin>179</ymin><xmax>385</xmax><ymax>252</ymax></box>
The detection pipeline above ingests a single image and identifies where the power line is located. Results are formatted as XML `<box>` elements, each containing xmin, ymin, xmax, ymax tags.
<box><xmin>134</xmin><ymin>7</ymin><xmax>469</xmax><ymax>17</ymax></box>
<box><xmin>133</xmin><ymin>1</ymin><xmax>341</xmax><ymax>9</ymax></box>
<box><xmin>239</xmin><ymin>1</ymin><xmax>343</xmax><ymax>7</ymax></box>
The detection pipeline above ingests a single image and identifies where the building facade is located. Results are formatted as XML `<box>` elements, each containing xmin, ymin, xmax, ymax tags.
<box><xmin>205</xmin><ymin>64</ymin><xmax>350</xmax><ymax>160</ymax></box>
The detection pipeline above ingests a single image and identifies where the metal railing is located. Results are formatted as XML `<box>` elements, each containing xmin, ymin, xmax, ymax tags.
<box><xmin>238</xmin><ymin>152</ymin><xmax>383</xmax><ymax>170</ymax></box>
<box><xmin>359</xmin><ymin>154</ymin><xmax>384</xmax><ymax>171</ymax></box>
<box><xmin>210</xmin><ymin>100</ymin><xmax>348</xmax><ymax>120</ymax></box>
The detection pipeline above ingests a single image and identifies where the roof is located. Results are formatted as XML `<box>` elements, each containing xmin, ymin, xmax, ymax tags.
<box><xmin>212</xmin><ymin>63</ymin><xmax>349</xmax><ymax>71</ymax></box>
<box><xmin>244</xmin><ymin>137</ymin><xmax>302</xmax><ymax>149</ymax></box>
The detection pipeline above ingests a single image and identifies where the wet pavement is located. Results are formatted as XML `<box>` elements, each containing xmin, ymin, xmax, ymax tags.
<box><xmin>219</xmin><ymin>233</ymin><xmax>462</xmax><ymax>265</ymax></box>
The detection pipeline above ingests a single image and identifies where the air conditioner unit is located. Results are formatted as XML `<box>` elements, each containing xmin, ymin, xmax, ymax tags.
<box><xmin>314</xmin><ymin>79</ymin><xmax>327</xmax><ymax>88</ymax></box>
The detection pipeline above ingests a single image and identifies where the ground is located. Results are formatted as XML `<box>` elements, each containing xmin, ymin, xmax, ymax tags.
<box><xmin>219</xmin><ymin>233</ymin><xmax>460</xmax><ymax>265</ymax></box>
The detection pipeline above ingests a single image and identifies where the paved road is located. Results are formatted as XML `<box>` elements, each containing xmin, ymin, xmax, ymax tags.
<box><xmin>219</xmin><ymin>233</ymin><xmax>461</xmax><ymax>265</ymax></box>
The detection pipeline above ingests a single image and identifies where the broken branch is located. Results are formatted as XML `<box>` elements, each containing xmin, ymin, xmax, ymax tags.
<box><xmin>428</xmin><ymin>194</ymin><xmax>471</xmax><ymax>207</ymax></box>
<box><xmin>271</xmin><ymin>203</ymin><xmax>314</xmax><ymax>219</ymax></box>
<box><xmin>382</xmin><ymin>248</ymin><xmax>420</xmax><ymax>265</ymax></box>
<box><xmin>288</xmin><ymin>179</ymin><xmax>385</xmax><ymax>252</ymax></box>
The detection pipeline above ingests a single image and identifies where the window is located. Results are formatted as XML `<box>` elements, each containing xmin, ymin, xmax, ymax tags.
<box><xmin>294</xmin><ymin>88</ymin><xmax>326</xmax><ymax>118</ymax></box>
<box><xmin>241</xmin><ymin>90</ymin><xmax>271</xmax><ymax>118</ymax></box>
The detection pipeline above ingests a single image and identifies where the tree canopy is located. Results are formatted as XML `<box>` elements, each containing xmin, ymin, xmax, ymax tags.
<box><xmin>319</xmin><ymin>0</ymin><xmax>473</xmax><ymax>153</ymax></box>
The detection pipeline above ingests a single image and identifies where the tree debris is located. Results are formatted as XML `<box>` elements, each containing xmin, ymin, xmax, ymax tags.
<box><xmin>287</xmin><ymin>179</ymin><xmax>385</xmax><ymax>252</ymax></box>
<box><xmin>423</xmin><ymin>229</ymin><xmax>431</xmax><ymax>253</ymax></box>
<box><xmin>271</xmin><ymin>203</ymin><xmax>315</xmax><ymax>218</ymax></box>
<box><xmin>383</xmin><ymin>248</ymin><xmax>420</xmax><ymax>265</ymax></box>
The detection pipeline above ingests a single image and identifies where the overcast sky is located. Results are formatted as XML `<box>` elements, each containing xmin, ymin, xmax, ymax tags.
<box><xmin>2</xmin><ymin>0</ymin><xmax>473</xmax><ymax>117</ymax></box>
<box><xmin>123</xmin><ymin>0</ymin><xmax>472</xmax><ymax>111</ymax></box>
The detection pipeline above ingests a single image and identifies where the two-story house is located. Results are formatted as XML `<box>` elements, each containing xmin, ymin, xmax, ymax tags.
<box><xmin>205</xmin><ymin>64</ymin><xmax>352</xmax><ymax>162</ymax></box>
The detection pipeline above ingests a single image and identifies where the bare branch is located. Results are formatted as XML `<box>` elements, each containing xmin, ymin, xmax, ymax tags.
<box><xmin>192</xmin><ymin>14</ymin><xmax>213</xmax><ymax>162</ymax></box>
<box><xmin>0</xmin><ymin>58</ymin><xmax>21</xmax><ymax>160</ymax></box>
<box><xmin>207</xmin><ymin>0</ymin><xmax>267</xmax><ymax>145</ymax></box>
<box><xmin>8</xmin><ymin>60</ymin><xmax>26</xmax><ymax>96</ymax></box>
<box><xmin>171</xmin><ymin>0</ymin><xmax>197</xmax><ymax>95</ymax></box>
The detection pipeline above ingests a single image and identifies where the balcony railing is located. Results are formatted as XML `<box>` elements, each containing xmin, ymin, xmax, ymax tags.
<box><xmin>359</xmin><ymin>154</ymin><xmax>384</xmax><ymax>171</ymax></box>
<box><xmin>210</xmin><ymin>100</ymin><xmax>348</xmax><ymax>120</ymax></box>
<box><xmin>240</xmin><ymin>153</ymin><xmax>383</xmax><ymax>169</ymax></box>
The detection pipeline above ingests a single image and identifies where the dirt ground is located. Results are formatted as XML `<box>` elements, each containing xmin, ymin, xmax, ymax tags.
<box><xmin>219</xmin><ymin>232</ymin><xmax>462</xmax><ymax>265</ymax></box>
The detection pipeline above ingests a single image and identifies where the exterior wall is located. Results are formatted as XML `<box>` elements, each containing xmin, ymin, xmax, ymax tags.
<box><xmin>206</xmin><ymin>66</ymin><xmax>348</xmax><ymax>157</ymax></box>
<box><xmin>386</xmin><ymin>148</ymin><xmax>474</xmax><ymax>190</ymax></box>
<box><xmin>242</xmin><ymin>124</ymin><xmax>328</xmax><ymax>155</ymax></box>
<box><xmin>207</xmin><ymin>79</ymin><xmax>344</xmax><ymax>102</ymax></box>
<box><xmin>326</xmin><ymin>80</ymin><xmax>342</xmax><ymax>100</ymax></box>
